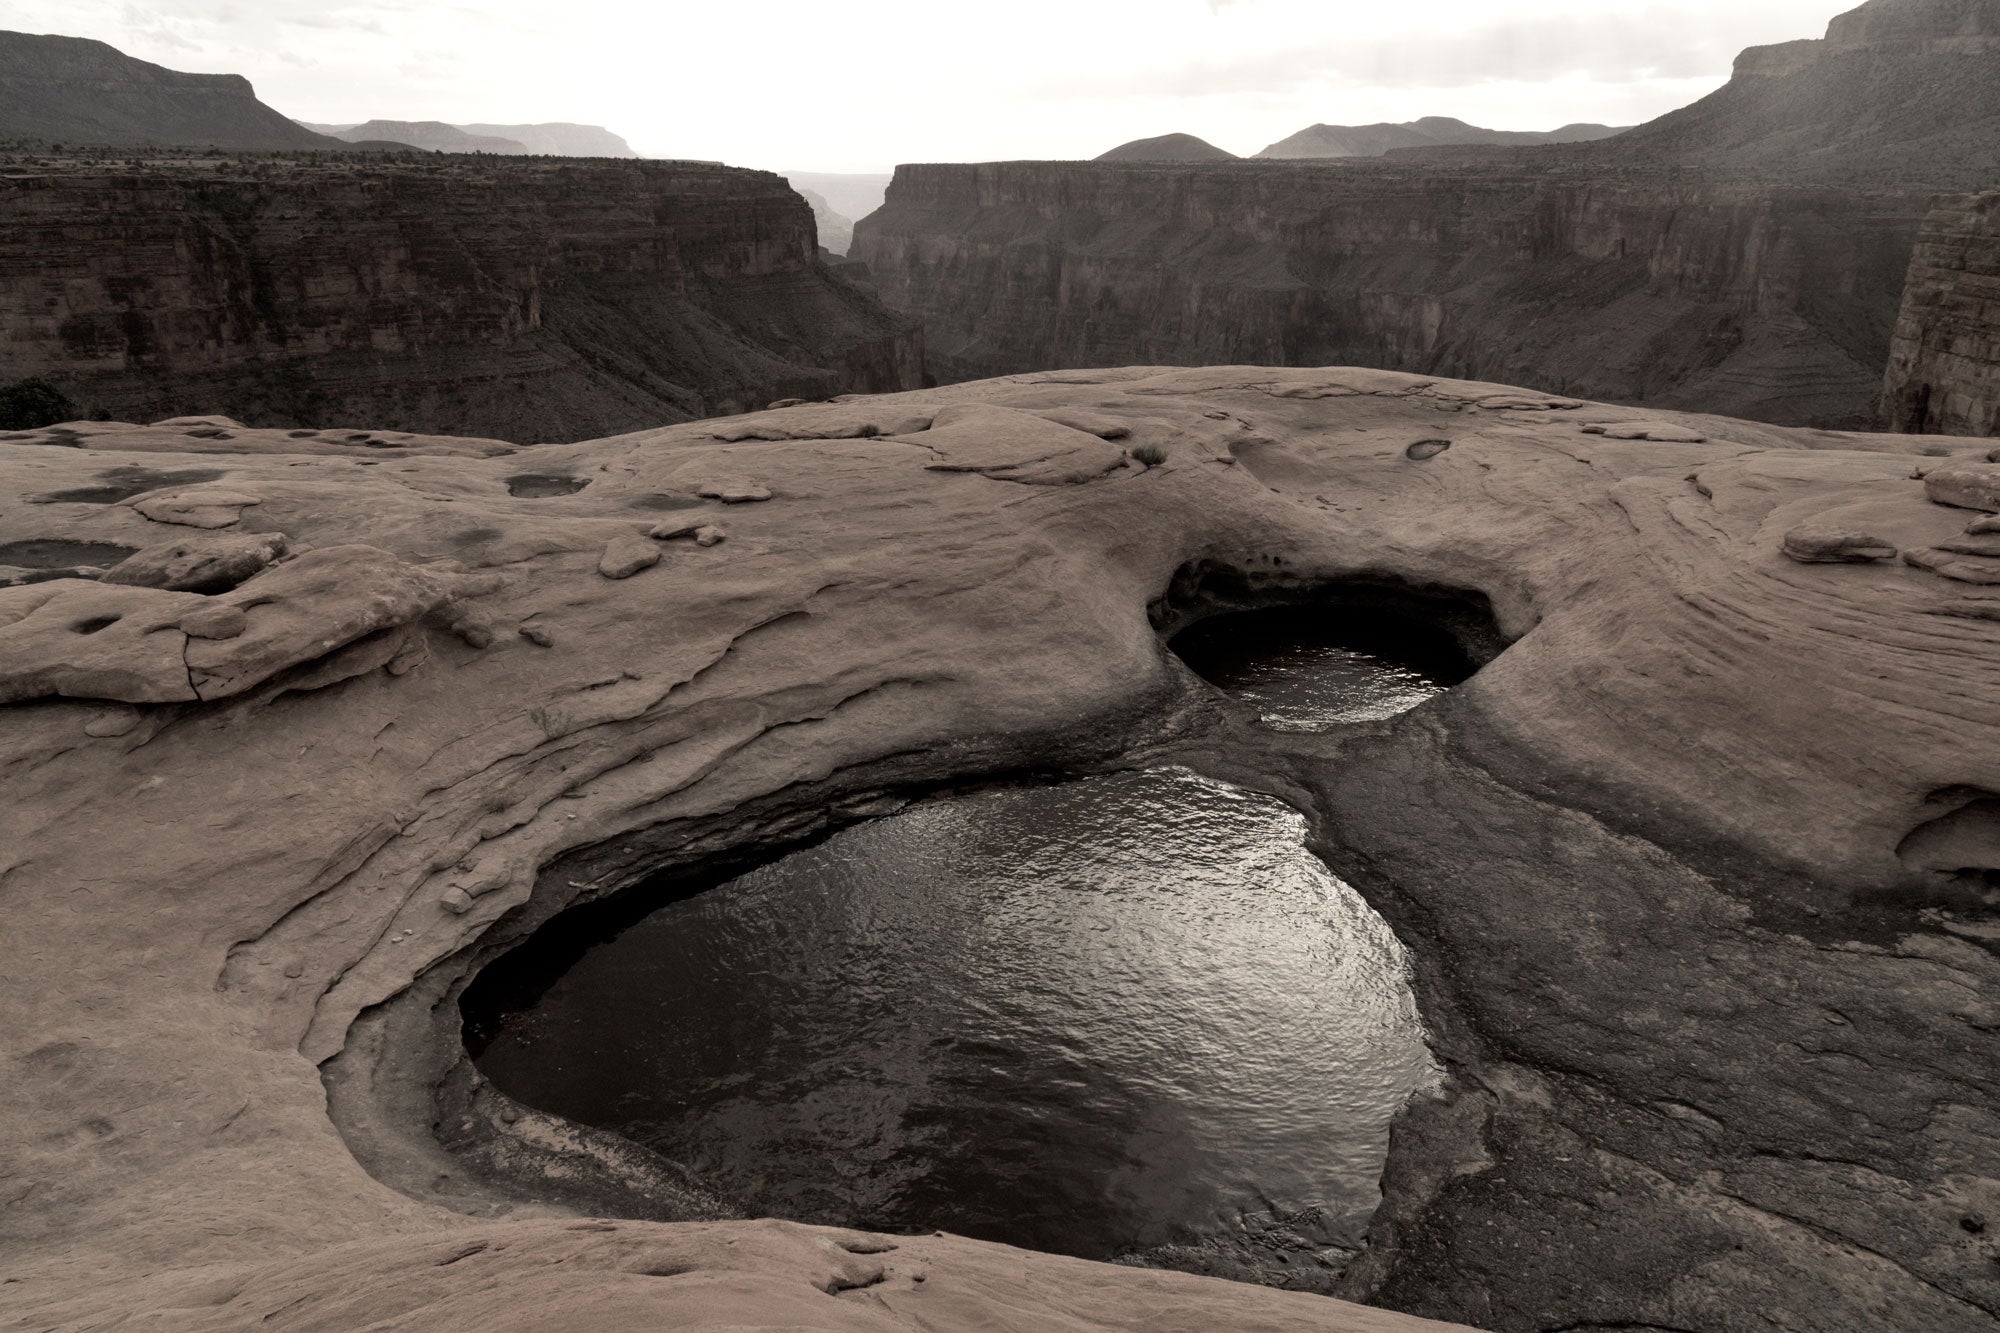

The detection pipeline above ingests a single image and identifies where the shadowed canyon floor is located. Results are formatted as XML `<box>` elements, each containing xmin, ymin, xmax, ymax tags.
<box><xmin>2</xmin><ymin>367</ymin><xmax>1999</xmax><ymax>1330</ymax></box>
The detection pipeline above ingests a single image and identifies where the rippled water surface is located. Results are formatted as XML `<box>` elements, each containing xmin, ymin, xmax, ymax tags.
<box><xmin>470</xmin><ymin>768</ymin><xmax>1437</xmax><ymax>1259</ymax></box>
<box><xmin>1171</xmin><ymin>606</ymin><xmax>1472</xmax><ymax>730</ymax></box>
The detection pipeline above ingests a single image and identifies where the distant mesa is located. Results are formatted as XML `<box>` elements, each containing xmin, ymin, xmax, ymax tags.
<box><xmin>1255</xmin><ymin>116</ymin><xmax>1627</xmax><ymax>159</ymax></box>
<box><xmin>299</xmin><ymin>120</ymin><xmax>533</xmax><ymax>154</ymax></box>
<box><xmin>458</xmin><ymin>123</ymin><xmax>637</xmax><ymax>157</ymax></box>
<box><xmin>0</xmin><ymin>30</ymin><xmax>342</xmax><ymax>150</ymax></box>
<box><xmin>1097</xmin><ymin>132</ymin><xmax>1239</xmax><ymax>162</ymax></box>
<box><xmin>299</xmin><ymin>120</ymin><xmax>639</xmax><ymax>158</ymax></box>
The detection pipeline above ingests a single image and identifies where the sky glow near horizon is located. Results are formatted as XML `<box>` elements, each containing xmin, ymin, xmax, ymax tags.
<box><xmin>4</xmin><ymin>0</ymin><xmax>1851</xmax><ymax>172</ymax></box>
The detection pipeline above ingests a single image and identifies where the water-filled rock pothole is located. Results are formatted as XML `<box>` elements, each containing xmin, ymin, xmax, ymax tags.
<box><xmin>464</xmin><ymin>767</ymin><xmax>1437</xmax><ymax>1264</ymax></box>
<box><xmin>0</xmin><ymin>538</ymin><xmax>142</xmax><ymax>569</ymax></box>
<box><xmin>504</xmin><ymin>474</ymin><xmax>589</xmax><ymax>499</ymax></box>
<box><xmin>1171</xmin><ymin>605</ymin><xmax>1477</xmax><ymax>731</ymax></box>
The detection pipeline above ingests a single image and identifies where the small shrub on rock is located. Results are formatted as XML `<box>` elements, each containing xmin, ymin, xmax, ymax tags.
<box><xmin>1131</xmin><ymin>443</ymin><xmax>1168</xmax><ymax>468</ymax></box>
<box><xmin>0</xmin><ymin>378</ymin><xmax>77</xmax><ymax>430</ymax></box>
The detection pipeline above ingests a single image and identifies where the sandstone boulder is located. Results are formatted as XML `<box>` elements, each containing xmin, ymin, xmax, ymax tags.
<box><xmin>102</xmin><ymin>532</ymin><xmax>289</xmax><ymax>593</ymax></box>
<box><xmin>182</xmin><ymin>546</ymin><xmax>480</xmax><ymax>698</ymax></box>
<box><xmin>1780</xmin><ymin>528</ymin><xmax>1898</xmax><ymax>563</ymax></box>
<box><xmin>706</xmin><ymin>404</ymin><xmax>935</xmax><ymax>442</ymax></box>
<box><xmin>1582</xmin><ymin>421</ymin><xmax>1709</xmax><ymax>442</ymax></box>
<box><xmin>1904</xmin><ymin>546</ymin><xmax>2000</xmax><ymax>584</ymax></box>
<box><xmin>598</xmin><ymin>534</ymin><xmax>663</xmax><ymax>579</ymax></box>
<box><xmin>696</xmin><ymin>478</ymin><xmax>774</xmax><ymax>503</ymax></box>
<box><xmin>125</xmin><ymin>484</ymin><xmax>264</xmax><ymax>528</ymax></box>
<box><xmin>898</xmin><ymin>404</ymin><xmax>1130</xmax><ymax>485</ymax></box>
<box><xmin>0</xmin><ymin>580</ymin><xmax>207</xmax><ymax>703</ymax></box>
<box><xmin>1925</xmin><ymin>463</ymin><xmax>2000</xmax><ymax>512</ymax></box>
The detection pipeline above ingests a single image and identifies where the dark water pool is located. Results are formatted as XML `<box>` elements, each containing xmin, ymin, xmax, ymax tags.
<box><xmin>467</xmin><ymin>768</ymin><xmax>1437</xmax><ymax>1260</ymax></box>
<box><xmin>1170</xmin><ymin>606</ymin><xmax>1474</xmax><ymax>731</ymax></box>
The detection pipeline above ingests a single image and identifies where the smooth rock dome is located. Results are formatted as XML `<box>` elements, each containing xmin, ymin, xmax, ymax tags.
<box><xmin>1095</xmin><ymin>132</ymin><xmax>1239</xmax><ymax>161</ymax></box>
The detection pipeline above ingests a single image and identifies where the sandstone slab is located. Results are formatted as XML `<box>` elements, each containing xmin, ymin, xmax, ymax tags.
<box><xmin>102</xmin><ymin>531</ymin><xmax>289</xmax><ymax>593</ymax></box>
<box><xmin>1781</xmin><ymin>527</ymin><xmax>1898</xmax><ymax>562</ymax></box>
<box><xmin>1926</xmin><ymin>462</ymin><xmax>2000</xmax><ymax>511</ymax></box>
<box><xmin>3</xmin><ymin>367</ymin><xmax>1998</xmax><ymax>1333</ymax></box>
<box><xmin>899</xmin><ymin>403</ymin><xmax>1131</xmax><ymax>484</ymax></box>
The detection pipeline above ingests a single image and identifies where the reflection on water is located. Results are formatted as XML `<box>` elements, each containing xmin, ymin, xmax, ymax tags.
<box><xmin>1170</xmin><ymin>606</ymin><xmax>1472</xmax><ymax>731</ymax></box>
<box><xmin>471</xmin><ymin>768</ymin><xmax>1437</xmax><ymax>1260</ymax></box>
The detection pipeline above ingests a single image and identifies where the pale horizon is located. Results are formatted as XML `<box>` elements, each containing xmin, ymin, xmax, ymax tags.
<box><xmin>5</xmin><ymin>0</ymin><xmax>1855</xmax><ymax>172</ymax></box>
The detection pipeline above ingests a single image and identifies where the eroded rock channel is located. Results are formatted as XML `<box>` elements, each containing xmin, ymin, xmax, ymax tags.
<box><xmin>458</xmin><ymin>607</ymin><xmax>1468</xmax><ymax>1281</ymax></box>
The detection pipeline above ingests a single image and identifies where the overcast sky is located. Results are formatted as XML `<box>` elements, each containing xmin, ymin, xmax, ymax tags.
<box><xmin>7</xmin><ymin>0</ymin><xmax>1851</xmax><ymax>171</ymax></box>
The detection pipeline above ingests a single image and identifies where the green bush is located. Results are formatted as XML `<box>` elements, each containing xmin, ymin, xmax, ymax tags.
<box><xmin>0</xmin><ymin>378</ymin><xmax>77</xmax><ymax>430</ymax></box>
<box><xmin>1131</xmin><ymin>443</ymin><xmax>1168</xmax><ymax>468</ymax></box>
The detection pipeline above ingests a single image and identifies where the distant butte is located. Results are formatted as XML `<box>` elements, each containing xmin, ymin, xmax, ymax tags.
<box><xmin>0</xmin><ymin>30</ymin><xmax>342</xmax><ymax>150</ymax></box>
<box><xmin>1255</xmin><ymin>115</ymin><xmax>1627</xmax><ymax>159</ymax></box>
<box><xmin>1096</xmin><ymin>132</ymin><xmax>1240</xmax><ymax>162</ymax></box>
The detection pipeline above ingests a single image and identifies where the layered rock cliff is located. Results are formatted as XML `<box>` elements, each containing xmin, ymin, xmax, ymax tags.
<box><xmin>1599</xmin><ymin>0</ymin><xmax>2000</xmax><ymax>186</ymax></box>
<box><xmin>851</xmin><ymin>0</ymin><xmax>1996</xmax><ymax>428</ymax></box>
<box><xmin>0</xmin><ymin>152</ymin><xmax>923</xmax><ymax>441</ymax></box>
<box><xmin>1883</xmin><ymin>192</ymin><xmax>2000</xmax><ymax>436</ymax></box>
<box><xmin>853</xmin><ymin>161</ymin><xmax>1928</xmax><ymax>427</ymax></box>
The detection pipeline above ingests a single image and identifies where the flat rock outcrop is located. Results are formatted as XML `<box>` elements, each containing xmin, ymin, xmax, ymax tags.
<box><xmin>2</xmin><ymin>368</ymin><xmax>1998</xmax><ymax>1332</ymax></box>
<box><xmin>1883</xmin><ymin>191</ymin><xmax>2000</xmax><ymax>437</ymax></box>
<box><xmin>0</xmin><ymin>151</ymin><xmax>923</xmax><ymax>441</ymax></box>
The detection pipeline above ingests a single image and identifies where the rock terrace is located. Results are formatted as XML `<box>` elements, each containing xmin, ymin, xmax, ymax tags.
<box><xmin>1</xmin><ymin>368</ymin><xmax>1997</xmax><ymax>1332</ymax></box>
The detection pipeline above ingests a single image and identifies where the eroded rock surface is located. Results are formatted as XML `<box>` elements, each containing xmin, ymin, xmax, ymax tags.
<box><xmin>2</xmin><ymin>368</ymin><xmax>1996</xmax><ymax>1332</ymax></box>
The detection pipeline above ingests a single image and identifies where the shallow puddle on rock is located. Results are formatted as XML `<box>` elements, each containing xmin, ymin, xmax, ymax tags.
<box><xmin>0</xmin><ymin>538</ymin><xmax>140</xmax><ymax>569</ymax></box>
<box><xmin>1170</xmin><ymin>606</ymin><xmax>1473</xmax><ymax>731</ymax></box>
<box><xmin>468</xmin><ymin>768</ymin><xmax>1438</xmax><ymax>1261</ymax></box>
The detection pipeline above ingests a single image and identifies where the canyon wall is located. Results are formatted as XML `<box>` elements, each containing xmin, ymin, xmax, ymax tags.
<box><xmin>0</xmin><ymin>155</ymin><xmax>922</xmax><ymax>441</ymax></box>
<box><xmin>1597</xmin><ymin>0</ymin><xmax>2000</xmax><ymax>187</ymax></box>
<box><xmin>853</xmin><ymin>161</ymin><xmax>1929</xmax><ymax>427</ymax></box>
<box><xmin>1882</xmin><ymin>192</ymin><xmax>2000</xmax><ymax>437</ymax></box>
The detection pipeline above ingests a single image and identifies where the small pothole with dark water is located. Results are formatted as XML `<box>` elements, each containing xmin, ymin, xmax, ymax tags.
<box><xmin>1171</xmin><ymin>605</ymin><xmax>1477</xmax><ymax>731</ymax></box>
<box><xmin>460</xmin><ymin>604</ymin><xmax>1486</xmax><ymax>1274</ymax></box>
<box><xmin>504</xmin><ymin>474</ymin><xmax>589</xmax><ymax>498</ymax></box>
<box><xmin>466</xmin><ymin>767</ymin><xmax>1439</xmax><ymax>1265</ymax></box>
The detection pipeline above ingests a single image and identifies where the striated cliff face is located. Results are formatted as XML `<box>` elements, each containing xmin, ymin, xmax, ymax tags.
<box><xmin>851</xmin><ymin>0</ymin><xmax>1996</xmax><ymax>428</ymax></box>
<box><xmin>853</xmin><ymin>161</ymin><xmax>1928</xmax><ymax>427</ymax></box>
<box><xmin>1882</xmin><ymin>192</ymin><xmax>2000</xmax><ymax>437</ymax></box>
<box><xmin>1601</xmin><ymin>0</ymin><xmax>2000</xmax><ymax>187</ymax></box>
<box><xmin>0</xmin><ymin>154</ymin><xmax>922</xmax><ymax>441</ymax></box>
